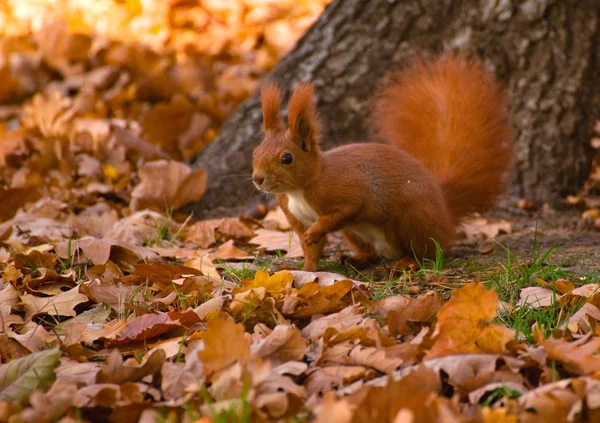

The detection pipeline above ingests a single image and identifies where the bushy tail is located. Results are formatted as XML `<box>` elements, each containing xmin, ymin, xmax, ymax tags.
<box><xmin>371</xmin><ymin>54</ymin><xmax>513</xmax><ymax>222</ymax></box>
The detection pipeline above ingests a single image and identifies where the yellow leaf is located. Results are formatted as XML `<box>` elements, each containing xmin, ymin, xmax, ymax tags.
<box><xmin>482</xmin><ymin>407</ymin><xmax>518</xmax><ymax>423</ymax></box>
<box><xmin>102</xmin><ymin>164</ymin><xmax>120</xmax><ymax>180</ymax></box>
<box><xmin>243</xmin><ymin>270</ymin><xmax>293</xmax><ymax>297</ymax></box>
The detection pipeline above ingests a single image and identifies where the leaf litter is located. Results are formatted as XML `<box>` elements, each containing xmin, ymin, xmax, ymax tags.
<box><xmin>0</xmin><ymin>1</ymin><xmax>600</xmax><ymax>423</ymax></box>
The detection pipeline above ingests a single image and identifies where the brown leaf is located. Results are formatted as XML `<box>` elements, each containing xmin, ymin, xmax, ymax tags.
<box><xmin>21</xmin><ymin>286</ymin><xmax>89</xmax><ymax>322</ymax></box>
<box><xmin>346</xmin><ymin>365</ymin><xmax>445</xmax><ymax>423</ymax></box>
<box><xmin>97</xmin><ymin>348</ymin><xmax>166</xmax><ymax>384</ymax></box>
<box><xmin>388</xmin><ymin>291</ymin><xmax>443</xmax><ymax>336</ymax></box>
<box><xmin>130</xmin><ymin>160</ymin><xmax>207</xmax><ymax>211</ymax></box>
<box><xmin>249</xmin><ymin>229</ymin><xmax>303</xmax><ymax>258</ymax></box>
<box><xmin>0</xmin><ymin>283</ymin><xmax>23</xmax><ymax>331</ymax></box>
<box><xmin>425</xmin><ymin>283</ymin><xmax>515</xmax><ymax>359</ymax></box>
<box><xmin>212</xmin><ymin>240</ymin><xmax>252</xmax><ymax>260</ymax></box>
<box><xmin>251</xmin><ymin>325</ymin><xmax>308</xmax><ymax>366</ymax></box>
<box><xmin>104</xmin><ymin>310</ymin><xmax>200</xmax><ymax>347</ymax></box>
<box><xmin>13</xmin><ymin>377</ymin><xmax>77</xmax><ymax>423</ymax></box>
<box><xmin>187</xmin><ymin>217</ymin><xmax>254</xmax><ymax>248</ymax></box>
<box><xmin>537</xmin><ymin>333</ymin><xmax>600</xmax><ymax>375</ymax></box>
<box><xmin>301</xmin><ymin>305</ymin><xmax>364</xmax><ymax>339</ymax></box>
<box><xmin>320</xmin><ymin>344</ymin><xmax>405</xmax><ymax>374</ymax></box>
<box><xmin>458</xmin><ymin>217</ymin><xmax>512</xmax><ymax>242</ymax></box>
<box><xmin>306</xmin><ymin>366</ymin><xmax>369</xmax><ymax>397</ymax></box>
<box><xmin>198</xmin><ymin>316</ymin><xmax>251</xmax><ymax>376</ymax></box>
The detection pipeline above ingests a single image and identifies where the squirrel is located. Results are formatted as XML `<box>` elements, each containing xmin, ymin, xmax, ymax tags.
<box><xmin>251</xmin><ymin>54</ymin><xmax>513</xmax><ymax>271</ymax></box>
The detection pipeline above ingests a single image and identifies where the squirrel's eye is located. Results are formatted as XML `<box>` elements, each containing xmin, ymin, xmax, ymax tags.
<box><xmin>281</xmin><ymin>153</ymin><xmax>293</xmax><ymax>165</ymax></box>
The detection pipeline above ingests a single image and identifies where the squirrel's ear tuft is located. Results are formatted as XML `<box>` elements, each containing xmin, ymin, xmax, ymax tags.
<box><xmin>288</xmin><ymin>83</ymin><xmax>320</xmax><ymax>153</ymax></box>
<box><xmin>261</xmin><ymin>83</ymin><xmax>283</xmax><ymax>132</ymax></box>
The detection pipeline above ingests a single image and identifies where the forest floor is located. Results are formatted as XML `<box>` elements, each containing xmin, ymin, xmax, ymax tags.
<box><xmin>3</xmin><ymin>1</ymin><xmax>600</xmax><ymax>423</ymax></box>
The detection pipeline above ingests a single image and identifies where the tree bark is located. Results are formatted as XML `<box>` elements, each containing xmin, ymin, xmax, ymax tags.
<box><xmin>189</xmin><ymin>0</ymin><xmax>600</xmax><ymax>217</ymax></box>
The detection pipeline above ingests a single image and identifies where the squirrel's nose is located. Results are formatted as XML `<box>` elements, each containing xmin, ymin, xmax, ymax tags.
<box><xmin>252</xmin><ymin>174</ymin><xmax>265</xmax><ymax>187</ymax></box>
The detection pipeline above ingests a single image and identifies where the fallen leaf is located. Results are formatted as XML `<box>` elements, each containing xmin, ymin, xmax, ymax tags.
<box><xmin>0</xmin><ymin>347</ymin><xmax>61</xmax><ymax>404</ymax></box>
<box><xmin>458</xmin><ymin>218</ymin><xmax>512</xmax><ymax>242</ymax></box>
<box><xmin>97</xmin><ymin>348</ymin><xmax>166</xmax><ymax>384</ymax></box>
<box><xmin>130</xmin><ymin>160</ymin><xmax>207</xmax><ymax>211</ymax></box>
<box><xmin>212</xmin><ymin>239</ymin><xmax>252</xmax><ymax>260</ymax></box>
<box><xmin>249</xmin><ymin>229</ymin><xmax>303</xmax><ymax>258</ymax></box>
<box><xmin>251</xmin><ymin>325</ymin><xmax>308</xmax><ymax>366</ymax></box>
<box><xmin>242</xmin><ymin>270</ymin><xmax>293</xmax><ymax>296</ymax></box>
<box><xmin>426</xmin><ymin>283</ymin><xmax>515</xmax><ymax>359</ymax></box>
<box><xmin>198</xmin><ymin>316</ymin><xmax>251</xmax><ymax>376</ymax></box>
<box><xmin>387</xmin><ymin>291</ymin><xmax>443</xmax><ymax>336</ymax></box>
<box><xmin>21</xmin><ymin>286</ymin><xmax>89</xmax><ymax>322</ymax></box>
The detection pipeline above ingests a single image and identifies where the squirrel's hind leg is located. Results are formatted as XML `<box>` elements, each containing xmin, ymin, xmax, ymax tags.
<box><xmin>340</xmin><ymin>231</ymin><xmax>379</xmax><ymax>269</ymax></box>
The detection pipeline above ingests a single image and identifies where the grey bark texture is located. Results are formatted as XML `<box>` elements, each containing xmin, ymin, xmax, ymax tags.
<box><xmin>189</xmin><ymin>0</ymin><xmax>600</xmax><ymax>217</ymax></box>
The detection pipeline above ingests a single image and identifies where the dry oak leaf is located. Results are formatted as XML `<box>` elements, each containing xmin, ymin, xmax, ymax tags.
<box><xmin>537</xmin><ymin>278</ymin><xmax>576</xmax><ymax>294</ymax></box>
<box><xmin>346</xmin><ymin>365</ymin><xmax>445</xmax><ymax>423</ymax></box>
<box><xmin>55</xmin><ymin>237</ymin><xmax>158</xmax><ymax>266</ymax></box>
<box><xmin>0</xmin><ymin>347</ymin><xmax>61</xmax><ymax>404</ymax></box>
<box><xmin>301</xmin><ymin>305</ymin><xmax>364</xmax><ymax>340</ymax></box>
<box><xmin>0</xmin><ymin>283</ymin><xmax>23</xmax><ymax>330</ymax></box>
<box><xmin>7</xmin><ymin>323</ymin><xmax>53</xmax><ymax>353</ymax></box>
<box><xmin>289</xmin><ymin>280</ymin><xmax>355</xmax><ymax>318</ymax></box>
<box><xmin>263</xmin><ymin>207</ymin><xmax>291</xmax><ymax>231</ymax></box>
<box><xmin>97</xmin><ymin>348</ymin><xmax>166</xmax><ymax>384</ymax></box>
<box><xmin>187</xmin><ymin>217</ymin><xmax>255</xmax><ymax>248</ymax></box>
<box><xmin>130</xmin><ymin>160</ymin><xmax>207</xmax><ymax>211</ymax></box>
<box><xmin>323</xmin><ymin>320</ymin><xmax>395</xmax><ymax>349</ymax></box>
<box><xmin>560</xmin><ymin>302</ymin><xmax>600</xmax><ymax>334</ymax></box>
<box><xmin>198</xmin><ymin>316</ymin><xmax>251</xmax><ymax>375</ymax></box>
<box><xmin>21</xmin><ymin>286</ymin><xmax>89</xmax><ymax>322</ymax></box>
<box><xmin>397</xmin><ymin>354</ymin><xmax>525</xmax><ymax>398</ymax></box>
<box><xmin>13</xmin><ymin>377</ymin><xmax>77</xmax><ymax>423</ymax></box>
<box><xmin>241</xmin><ymin>269</ymin><xmax>294</xmax><ymax>297</ymax></box>
<box><xmin>104</xmin><ymin>309</ymin><xmax>201</xmax><ymax>347</ymax></box>
<box><xmin>481</xmin><ymin>408</ymin><xmax>518</xmax><ymax>423</ymax></box>
<box><xmin>517</xmin><ymin>377</ymin><xmax>600</xmax><ymax>423</ymax></box>
<box><xmin>537</xmin><ymin>332</ymin><xmax>600</xmax><ymax>375</ymax></box>
<box><xmin>251</xmin><ymin>324</ymin><xmax>308</xmax><ymax>367</ymax></box>
<box><xmin>458</xmin><ymin>217</ymin><xmax>512</xmax><ymax>242</ymax></box>
<box><xmin>124</xmin><ymin>262</ymin><xmax>202</xmax><ymax>287</ymax></box>
<box><xmin>254</xmin><ymin>372</ymin><xmax>307</xmax><ymax>419</ymax></box>
<box><xmin>55</xmin><ymin>360</ymin><xmax>102</xmax><ymax>387</ymax></box>
<box><xmin>314</xmin><ymin>392</ymin><xmax>354</xmax><ymax>423</ymax></box>
<box><xmin>518</xmin><ymin>286</ymin><xmax>555</xmax><ymax>309</ymax></box>
<box><xmin>320</xmin><ymin>344</ymin><xmax>406</xmax><ymax>374</ymax></box>
<box><xmin>249</xmin><ymin>229</ymin><xmax>303</xmax><ymax>258</ymax></box>
<box><xmin>387</xmin><ymin>291</ymin><xmax>443</xmax><ymax>336</ymax></box>
<box><xmin>212</xmin><ymin>239</ymin><xmax>252</xmax><ymax>260</ymax></box>
<box><xmin>425</xmin><ymin>283</ymin><xmax>515</xmax><ymax>359</ymax></box>
<box><xmin>306</xmin><ymin>366</ymin><xmax>370</xmax><ymax>398</ymax></box>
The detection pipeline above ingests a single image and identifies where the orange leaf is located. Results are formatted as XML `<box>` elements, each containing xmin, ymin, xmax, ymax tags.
<box><xmin>197</xmin><ymin>316</ymin><xmax>250</xmax><ymax>375</ymax></box>
<box><xmin>426</xmin><ymin>282</ymin><xmax>515</xmax><ymax>359</ymax></box>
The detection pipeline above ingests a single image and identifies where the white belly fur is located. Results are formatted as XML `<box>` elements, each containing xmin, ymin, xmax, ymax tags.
<box><xmin>286</xmin><ymin>192</ymin><xmax>400</xmax><ymax>259</ymax></box>
<box><xmin>287</xmin><ymin>191</ymin><xmax>319</xmax><ymax>227</ymax></box>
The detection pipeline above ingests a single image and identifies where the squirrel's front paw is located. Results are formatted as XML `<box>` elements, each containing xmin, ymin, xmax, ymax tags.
<box><xmin>304</xmin><ymin>229</ymin><xmax>324</xmax><ymax>246</ymax></box>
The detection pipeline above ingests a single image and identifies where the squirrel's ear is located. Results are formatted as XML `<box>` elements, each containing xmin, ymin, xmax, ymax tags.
<box><xmin>288</xmin><ymin>83</ymin><xmax>320</xmax><ymax>153</ymax></box>
<box><xmin>261</xmin><ymin>83</ymin><xmax>283</xmax><ymax>132</ymax></box>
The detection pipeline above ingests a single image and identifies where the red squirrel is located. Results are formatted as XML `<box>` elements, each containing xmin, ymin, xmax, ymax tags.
<box><xmin>252</xmin><ymin>54</ymin><xmax>513</xmax><ymax>271</ymax></box>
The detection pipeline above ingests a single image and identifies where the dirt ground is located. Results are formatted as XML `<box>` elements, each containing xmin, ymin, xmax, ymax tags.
<box><xmin>455</xmin><ymin>206</ymin><xmax>600</xmax><ymax>278</ymax></box>
<box><xmin>257</xmin><ymin>205</ymin><xmax>600</xmax><ymax>288</ymax></box>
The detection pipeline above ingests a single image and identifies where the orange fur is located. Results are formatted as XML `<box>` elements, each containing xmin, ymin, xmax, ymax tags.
<box><xmin>252</xmin><ymin>55</ymin><xmax>513</xmax><ymax>271</ymax></box>
<box><xmin>261</xmin><ymin>83</ymin><xmax>283</xmax><ymax>131</ymax></box>
<box><xmin>287</xmin><ymin>83</ymin><xmax>321</xmax><ymax>150</ymax></box>
<box><xmin>371</xmin><ymin>54</ymin><xmax>513</xmax><ymax>222</ymax></box>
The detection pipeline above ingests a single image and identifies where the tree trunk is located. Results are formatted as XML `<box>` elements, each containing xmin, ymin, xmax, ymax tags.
<box><xmin>189</xmin><ymin>0</ymin><xmax>600</xmax><ymax>217</ymax></box>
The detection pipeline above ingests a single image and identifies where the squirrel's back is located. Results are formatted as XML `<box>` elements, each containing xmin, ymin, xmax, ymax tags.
<box><xmin>371</xmin><ymin>54</ymin><xmax>513</xmax><ymax>223</ymax></box>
